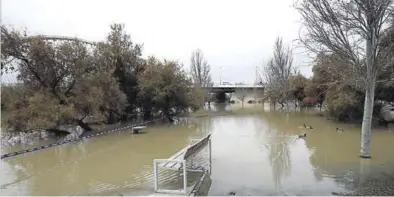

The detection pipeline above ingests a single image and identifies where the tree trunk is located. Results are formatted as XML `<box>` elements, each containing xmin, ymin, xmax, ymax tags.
<box><xmin>143</xmin><ymin>107</ymin><xmax>152</xmax><ymax>121</ymax></box>
<box><xmin>278</xmin><ymin>101</ymin><xmax>284</xmax><ymax>108</ymax></box>
<box><xmin>360</xmin><ymin>76</ymin><xmax>376</xmax><ymax>158</ymax></box>
<box><xmin>76</xmin><ymin>119</ymin><xmax>92</xmax><ymax>131</ymax></box>
<box><xmin>167</xmin><ymin>115</ymin><xmax>174</xmax><ymax>123</ymax></box>
<box><xmin>106</xmin><ymin>112</ymin><xmax>117</xmax><ymax>124</ymax></box>
<box><xmin>163</xmin><ymin>108</ymin><xmax>174</xmax><ymax>123</ymax></box>
<box><xmin>360</xmin><ymin>37</ymin><xmax>377</xmax><ymax>159</ymax></box>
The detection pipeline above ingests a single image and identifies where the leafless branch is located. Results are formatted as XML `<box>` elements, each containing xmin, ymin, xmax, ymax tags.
<box><xmin>190</xmin><ymin>49</ymin><xmax>212</xmax><ymax>88</ymax></box>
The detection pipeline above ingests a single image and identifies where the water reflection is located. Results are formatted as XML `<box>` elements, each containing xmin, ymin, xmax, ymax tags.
<box><xmin>207</xmin><ymin>105</ymin><xmax>394</xmax><ymax>195</ymax></box>
<box><xmin>195</xmin><ymin>116</ymin><xmax>213</xmax><ymax>137</ymax></box>
<box><xmin>209</xmin><ymin>103</ymin><xmax>232</xmax><ymax>112</ymax></box>
<box><xmin>265</xmin><ymin>129</ymin><xmax>292</xmax><ymax>191</ymax></box>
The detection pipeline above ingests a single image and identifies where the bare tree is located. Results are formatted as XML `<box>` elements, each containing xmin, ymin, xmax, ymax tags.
<box><xmin>264</xmin><ymin>60</ymin><xmax>279</xmax><ymax>108</ymax></box>
<box><xmin>264</xmin><ymin>37</ymin><xmax>294</xmax><ymax>109</ymax></box>
<box><xmin>253</xmin><ymin>66</ymin><xmax>266</xmax><ymax>103</ymax></box>
<box><xmin>190</xmin><ymin>49</ymin><xmax>212</xmax><ymax>87</ymax></box>
<box><xmin>235</xmin><ymin>87</ymin><xmax>248</xmax><ymax>108</ymax></box>
<box><xmin>295</xmin><ymin>0</ymin><xmax>394</xmax><ymax>158</ymax></box>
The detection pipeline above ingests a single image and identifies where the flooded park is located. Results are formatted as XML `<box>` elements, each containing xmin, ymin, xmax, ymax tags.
<box><xmin>1</xmin><ymin>103</ymin><xmax>393</xmax><ymax>196</ymax></box>
<box><xmin>2</xmin><ymin>0</ymin><xmax>394</xmax><ymax>195</ymax></box>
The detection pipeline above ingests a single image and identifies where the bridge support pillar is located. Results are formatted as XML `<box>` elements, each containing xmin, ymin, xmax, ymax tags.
<box><xmin>215</xmin><ymin>92</ymin><xmax>226</xmax><ymax>103</ymax></box>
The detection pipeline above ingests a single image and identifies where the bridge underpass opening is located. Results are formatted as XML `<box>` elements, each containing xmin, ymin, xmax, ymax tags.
<box><xmin>214</xmin><ymin>92</ymin><xmax>227</xmax><ymax>103</ymax></box>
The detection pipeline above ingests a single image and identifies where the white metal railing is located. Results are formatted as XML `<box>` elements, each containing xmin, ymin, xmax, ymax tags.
<box><xmin>153</xmin><ymin>159</ymin><xmax>187</xmax><ymax>194</ymax></box>
<box><xmin>152</xmin><ymin>138</ymin><xmax>212</xmax><ymax>195</ymax></box>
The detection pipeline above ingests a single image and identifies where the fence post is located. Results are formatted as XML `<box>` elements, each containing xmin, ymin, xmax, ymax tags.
<box><xmin>153</xmin><ymin>160</ymin><xmax>158</xmax><ymax>192</ymax></box>
<box><xmin>183</xmin><ymin>160</ymin><xmax>187</xmax><ymax>194</ymax></box>
<box><xmin>190</xmin><ymin>155</ymin><xmax>194</xmax><ymax>169</ymax></box>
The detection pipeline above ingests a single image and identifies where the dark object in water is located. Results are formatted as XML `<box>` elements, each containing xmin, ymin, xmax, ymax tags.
<box><xmin>303</xmin><ymin>124</ymin><xmax>313</xmax><ymax>129</ymax></box>
<box><xmin>336</xmin><ymin>127</ymin><xmax>344</xmax><ymax>132</ymax></box>
<box><xmin>228</xmin><ymin>191</ymin><xmax>236</xmax><ymax>196</ymax></box>
<box><xmin>132</xmin><ymin>126</ymin><xmax>147</xmax><ymax>134</ymax></box>
<box><xmin>298</xmin><ymin>133</ymin><xmax>307</xmax><ymax>138</ymax></box>
<box><xmin>360</xmin><ymin>155</ymin><xmax>371</xmax><ymax>159</ymax></box>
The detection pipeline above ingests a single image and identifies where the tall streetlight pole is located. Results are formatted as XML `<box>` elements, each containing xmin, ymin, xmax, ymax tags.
<box><xmin>255</xmin><ymin>66</ymin><xmax>257</xmax><ymax>85</ymax></box>
<box><xmin>219</xmin><ymin>66</ymin><xmax>222</xmax><ymax>85</ymax></box>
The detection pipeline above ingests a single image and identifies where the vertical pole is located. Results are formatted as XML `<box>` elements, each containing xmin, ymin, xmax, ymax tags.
<box><xmin>254</xmin><ymin>66</ymin><xmax>257</xmax><ymax>101</ymax></box>
<box><xmin>209</xmin><ymin>139</ymin><xmax>212</xmax><ymax>175</ymax></box>
<box><xmin>256</xmin><ymin>66</ymin><xmax>258</xmax><ymax>84</ymax></box>
<box><xmin>220</xmin><ymin>66</ymin><xmax>222</xmax><ymax>85</ymax></box>
<box><xmin>153</xmin><ymin>160</ymin><xmax>158</xmax><ymax>192</ymax></box>
<box><xmin>191</xmin><ymin>155</ymin><xmax>194</xmax><ymax>170</ymax></box>
<box><xmin>183</xmin><ymin>160</ymin><xmax>188</xmax><ymax>194</ymax></box>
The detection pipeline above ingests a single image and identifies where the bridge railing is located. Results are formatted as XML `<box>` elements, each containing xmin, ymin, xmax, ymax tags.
<box><xmin>209</xmin><ymin>83</ymin><xmax>264</xmax><ymax>88</ymax></box>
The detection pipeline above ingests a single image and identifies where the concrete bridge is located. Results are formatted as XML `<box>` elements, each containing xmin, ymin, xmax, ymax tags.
<box><xmin>202</xmin><ymin>83</ymin><xmax>265</xmax><ymax>102</ymax></box>
<box><xmin>204</xmin><ymin>83</ymin><xmax>265</xmax><ymax>93</ymax></box>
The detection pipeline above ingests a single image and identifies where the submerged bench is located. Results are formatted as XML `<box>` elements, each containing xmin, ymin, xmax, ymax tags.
<box><xmin>132</xmin><ymin>126</ymin><xmax>147</xmax><ymax>134</ymax></box>
<box><xmin>153</xmin><ymin>133</ymin><xmax>212</xmax><ymax>195</ymax></box>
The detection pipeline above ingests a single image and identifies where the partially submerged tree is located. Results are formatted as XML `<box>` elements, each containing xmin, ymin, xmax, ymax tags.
<box><xmin>138</xmin><ymin>57</ymin><xmax>201</xmax><ymax>121</ymax></box>
<box><xmin>1</xmin><ymin>24</ymin><xmax>127</xmax><ymax>131</ymax></box>
<box><xmin>7</xmin><ymin>91</ymin><xmax>74</xmax><ymax>131</ymax></box>
<box><xmin>235</xmin><ymin>86</ymin><xmax>248</xmax><ymax>108</ymax></box>
<box><xmin>93</xmin><ymin>23</ymin><xmax>144</xmax><ymax>122</ymax></box>
<box><xmin>188</xmin><ymin>85</ymin><xmax>206</xmax><ymax>112</ymax></box>
<box><xmin>264</xmin><ymin>37</ymin><xmax>294</xmax><ymax>109</ymax></box>
<box><xmin>1</xmin><ymin>24</ymin><xmax>205</xmax><ymax>133</ymax></box>
<box><xmin>289</xmin><ymin>73</ymin><xmax>310</xmax><ymax>108</ymax></box>
<box><xmin>295</xmin><ymin>0</ymin><xmax>394</xmax><ymax>158</ymax></box>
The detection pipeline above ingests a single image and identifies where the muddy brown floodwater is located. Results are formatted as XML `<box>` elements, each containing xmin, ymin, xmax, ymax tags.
<box><xmin>1</xmin><ymin>103</ymin><xmax>394</xmax><ymax>196</ymax></box>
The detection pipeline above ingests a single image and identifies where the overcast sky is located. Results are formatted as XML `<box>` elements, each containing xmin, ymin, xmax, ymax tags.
<box><xmin>1</xmin><ymin>0</ymin><xmax>313</xmax><ymax>84</ymax></box>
